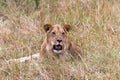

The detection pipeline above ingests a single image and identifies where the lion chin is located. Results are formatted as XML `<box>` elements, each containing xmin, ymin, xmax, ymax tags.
<box><xmin>40</xmin><ymin>24</ymin><xmax>83</xmax><ymax>61</ymax></box>
<box><xmin>53</xmin><ymin>50</ymin><xmax>62</xmax><ymax>54</ymax></box>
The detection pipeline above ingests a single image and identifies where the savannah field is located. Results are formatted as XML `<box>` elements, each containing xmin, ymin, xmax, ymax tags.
<box><xmin>0</xmin><ymin>0</ymin><xmax>120</xmax><ymax>80</ymax></box>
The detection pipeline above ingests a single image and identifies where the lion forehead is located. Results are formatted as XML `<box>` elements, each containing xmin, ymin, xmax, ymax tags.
<box><xmin>52</xmin><ymin>24</ymin><xmax>64</xmax><ymax>32</ymax></box>
<box><xmin>53</xmin><ymin>24</ymin><xmax>61</xmax><ymax>27</ymax></box>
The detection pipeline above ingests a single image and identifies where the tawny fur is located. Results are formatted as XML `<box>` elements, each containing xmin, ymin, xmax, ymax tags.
<box><xmin>40</xmin><ymin>24</ymin><xmax>82</xmax><ymax>61</ymax></box>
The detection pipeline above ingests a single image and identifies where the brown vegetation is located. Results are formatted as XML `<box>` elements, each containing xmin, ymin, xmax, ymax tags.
<box><xmin>0</xmin><ymin>0</ymin><xmax>120</xmax><ymax>80</ymax></box>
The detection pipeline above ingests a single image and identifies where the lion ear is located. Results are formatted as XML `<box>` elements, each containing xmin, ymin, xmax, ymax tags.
<box><xmin>64</xmin><ymin>24</ymin><xmax>71</xmax><ymax>32</ymax></box>
<box><xmin>44</xmin><ymin>24</ymin><xmax>52</xmax><ymax>32</ymax></box>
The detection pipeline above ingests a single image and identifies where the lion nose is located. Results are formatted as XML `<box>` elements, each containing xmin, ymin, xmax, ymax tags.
<box><xmin>57</xmin><ymin>39</ymin><xmax>62</xmax><ymax>43</ymax></box>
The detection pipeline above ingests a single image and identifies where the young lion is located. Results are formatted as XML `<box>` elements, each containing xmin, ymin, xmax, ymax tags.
<box><xmin>40</xmin><ymin>24</ymin><xmax>83</xmax><ymax>61</ymax></box>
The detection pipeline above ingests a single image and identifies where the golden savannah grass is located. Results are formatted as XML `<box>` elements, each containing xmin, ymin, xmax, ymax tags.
<box><xmin>0</xmin><ymin>0</ymin><xmax>120</xmax><ymax>80</ymax></box>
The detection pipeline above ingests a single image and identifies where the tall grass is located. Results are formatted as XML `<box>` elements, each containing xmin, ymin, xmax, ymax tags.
<box><xmin>0</xmin><ymin>0</ymin><xmax>120</xmax><ymax>80</ymax></box>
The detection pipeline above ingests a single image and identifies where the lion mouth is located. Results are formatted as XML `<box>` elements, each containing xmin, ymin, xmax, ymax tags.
<box><xmin>53</xmin><ymin>44</ymin><xmax>62</xmax><ymax>51</ymax></box>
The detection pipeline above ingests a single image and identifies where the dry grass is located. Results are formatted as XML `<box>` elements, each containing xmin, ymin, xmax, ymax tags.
<box><xmin>0</xmin><ymin>0</ymin><xmax>120</xmax><ymax>80</ymax></box>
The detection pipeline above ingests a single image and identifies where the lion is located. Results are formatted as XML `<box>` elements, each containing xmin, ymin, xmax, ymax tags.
<box><xmin>40</xmin><ymin>24</ymin><xmax>83</xmax><ymax>61</ymax></box>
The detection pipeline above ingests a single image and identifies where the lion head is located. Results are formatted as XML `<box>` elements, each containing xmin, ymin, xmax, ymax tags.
<box><xmin>44</xmin><ymin>24</ymin><xmax>71</xmax><ymax>54</ymax></box>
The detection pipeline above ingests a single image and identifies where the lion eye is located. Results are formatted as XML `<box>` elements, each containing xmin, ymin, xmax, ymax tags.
<box><xmin>52</xmin><ymin>32</ymin><xmax>56</xmax><ymax>35</ymax></box>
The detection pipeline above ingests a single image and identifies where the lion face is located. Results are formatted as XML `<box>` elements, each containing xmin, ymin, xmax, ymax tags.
<box><xmin>44</xmin><ymin>24</ymin><xmax>71</xmax><ymax>54</ymax></box>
